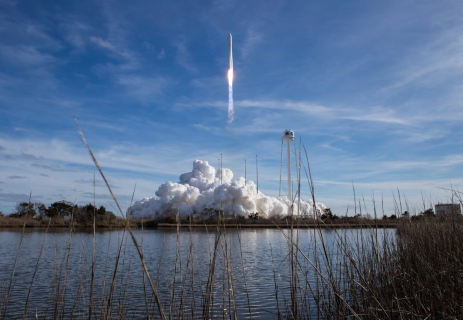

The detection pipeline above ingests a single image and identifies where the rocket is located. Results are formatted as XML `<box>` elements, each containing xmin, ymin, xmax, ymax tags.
<box><xmin>228</xmin><ymin>33</ymin><xmax>233</xmax><ymax>70</ymax></box>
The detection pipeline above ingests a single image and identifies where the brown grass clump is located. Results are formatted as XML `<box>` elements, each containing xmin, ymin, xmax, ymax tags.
<box><xmin>343</xmin><ymin>218</ymin><xmax>463</xmax><ymax>319</ymax></box>
<box><xmin>0</xmin><ymin>216</ymin><xmax>132</xmax><ymax>228</ymax></box>
<box><xmin>0</xmin><ymin>216</ymin><xmax>42</xmax><ymax>227</ymax></box>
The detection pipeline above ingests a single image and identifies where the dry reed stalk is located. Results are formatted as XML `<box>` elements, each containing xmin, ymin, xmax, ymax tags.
<box><xmin>202</xmin><ymin>230</ymin><xmax>221</xmax><ymax>319</ymax></box>
<box><xmin>260</xmin><ymin>143</ymin><xmax>361</xmax><ymax>318</ymax></box>
<box><xmin>70</xmin><ymin>242</ymin><xmax>89</xmax><ymax>319</ymax></box>
<box><xmin>221</xmin><ymin>245</ymin><xmax>226</xmax><ymax>320</ymax></box>
<box><xmin>89</xmin><ymin>172</ymin><xmax>97</xmax><ymax>320</ymax></box>
<box><xmin>302</xmin><ymin>144</ymin><xmax>347</xmax><ymax>317</ymax></box>
<box><xmin>56</xmin><ymin>197</ymin><xmax>77</xmax><ymax>319</ymax></box>
<box><xmin>98</xmin><ymin>231</ymin><xmax>113</xmax><ymax>320</ymax></box>
<box><xmin>220</xmin><ymin>218</ymin><xmax>238</xmax><ymax>320</ymax></box>
<box><xmin>188</xmin><ymin>218</ymin><xmax>198</xmax><ymax>319</ymax></box>
<box><xmin>256</xmin><ymin>206</ymin><xmax>360</xmax><ymax>318</ymax></box>
<box><xmin>140</xmin><ymin>220</ymin><xmax>151</xmax><ymax>320</ymax></box>
<box><xmin>42</xmin><ymin>239</ymin><xmax>59</xmax><ymax>319</ymax></box>
<box><xmin>118</xmin><ymin>235</ymin><xmax>136</xmax><ymax>317</ymax></box>
<box><xmin>155</xmin><ymin>235</ymin><xmax>166</xmax><ymax>289</ymax></box>
<box><xmin>178</xmin><ymin>224</ymin><xmax>196</xmax><ymax>319</ymax></box>
<box><xmin>236</xmin><ymin>226</ymin><xmax>252</xmax><ymax>319</ymax></box>
<box><xmin>76</xmin><ymin>117</ymin><xmax>167</xmax><ymax>320</ymax></box>
<box><xmin>1</xmin><ymin>224</ymin><xmax>25</xmax><ymax>319</ymax></box>
<box><xmin>168</xmin><ymin>221</ymin><xmax>181</xmax><ymax>319</ymax></box>
<box><xmin>22</xmin><ymin>220</ymin><xmax>50</xmax><ymax>320</ymax></box>
<box><xmin>115</xmin><ymin>240</ymin><xmax>134</xmax><ymax>318</ymax></box>
<box><xmin>104</xmin><ymin>228</ymin><xmax>127</xmax><ymax>320</ymax></box>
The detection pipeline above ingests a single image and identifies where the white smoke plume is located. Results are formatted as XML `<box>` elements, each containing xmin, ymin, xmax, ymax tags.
<box><xmin>128</xmin><ymin>160</ymin><xmax>326</xmax><ymax>218</ymax></box>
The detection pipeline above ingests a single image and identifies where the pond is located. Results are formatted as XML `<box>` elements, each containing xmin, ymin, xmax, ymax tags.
<box><xmin>0</xmin><ymin>227</ymin><xmax>394</xmax><ymax>319</ymax></box>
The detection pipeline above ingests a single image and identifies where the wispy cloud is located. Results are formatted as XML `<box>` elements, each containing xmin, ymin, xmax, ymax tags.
<box><xmin>340</xmin><ymin>106</ymin><xmax>407</xmax><ymax>125</ymax></box>
<box><xmin>179</xmin><ymin>99</ymin><xmax>409</xmax><ymax>125</ymax></box>
<box><xmin>31</xmin><ymin>163</ymin><xmax>78</xmax><ymax>172</ymax></box>
<box><xmin>241</xmin><ymin>29</ymin><xmax>263</xmax><ymax>59</ymax></box>
<box><xmin>89</xmin><ymin>36</ymin><xmax>116</xmax><ymax>51</ymax></box>
<box><xmin>8</xmin><ymin>175</ymin><xmax>26</xmax><ymax>179</ymax></box>
<box><xmin>0</xmin><ymin>192</ymin><xmax>38</xmax><ymax>203</ymax></box>
<box><xmin>59</xmin><ymin>21</ymin><xmax>91</xmax><ymax>50</ymax></box>
<box><xmin>82</xmin><ymin>192</ymin><xmax>132</xmax><ymax>201</ymax></box>
<box><xmin>0</xmin><ymin>45</ymin><xmax>57</xmax><ymax>66</ymax></box>
<box><xmin>381</xmin><ymin>28</ymin><xmax>463</xmax><ymax>92</ymax></box>
<box><xmin>157</xmin><ymin>48</ymin><xmax>165</xmax><ymax>59</ymax></box>
<box><xmin>320</xmin><ymin>143</ymin><xmax>346</xmax><ymax>153</ymax></box>
<box><xmin>116</xmin><ymin>74</ymin><xmax>170</xmax><ymax>103</ymax></box>
<box><xmin>193</xmin><ymin>124</ymin><xmax>210</xmax><ymax>131</ymax></box>
<box><xmin>173</xmin><ymin>37</ymin><xmax>197</xmax><ymax>72</ymax></box>
<box><xmin>21</xmin><ymin>152</ymin><xmax>42</xmax><ymax>160</ymax></box>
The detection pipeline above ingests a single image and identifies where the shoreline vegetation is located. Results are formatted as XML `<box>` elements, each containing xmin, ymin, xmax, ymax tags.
<box><xmin>0</xmin><ymin>198</ymin><xmax>453</xmax><ymax>229</ymax></box>
<box><xmin>0</xmin><ymin>214</ymin><xmax>421</xmax><ymax>229</ymax></box>
<box><xmin>0</xmin><ymin>198</ymin><xmax>434</xmax><ymax>229</ymax></box>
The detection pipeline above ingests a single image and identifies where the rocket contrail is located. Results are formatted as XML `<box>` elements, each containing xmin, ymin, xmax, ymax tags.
<box><xmin>228</xmin><ymin>33</ymin><xmax>234</xmax><ymax>123</ymax></box>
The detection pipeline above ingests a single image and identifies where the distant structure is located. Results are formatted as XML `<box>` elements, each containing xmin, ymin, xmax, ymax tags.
<box><xmin>279</xmin><ymin>130</ymin><xmax>296</xmax><ymax>202</ymax></box>
<box><xmin>435</xmin><ymin>203</ymin><xmax>461</xmax><ymax>217</ymax></box>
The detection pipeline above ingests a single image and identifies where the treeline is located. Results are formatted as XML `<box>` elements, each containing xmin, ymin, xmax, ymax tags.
<box><xmin>6</xmin><ymin>200</ymin><xmax>117</xmax><ymax>225</ymax></box>
<box><xmin>319</xmin><ymin>207</ymin><xmax>436</xmax><ymax>221</ymax></box>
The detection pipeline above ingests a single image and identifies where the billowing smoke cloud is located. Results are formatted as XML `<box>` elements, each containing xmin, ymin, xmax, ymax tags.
<box><xmin>128</xmin><ymin>160</ymin><xmax>326</xmax><ymax>218</ymax></box>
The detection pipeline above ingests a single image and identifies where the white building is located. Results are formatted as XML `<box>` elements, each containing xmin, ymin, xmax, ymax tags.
<box><xmin>434</xmin><ymin>203</ymin><xmax>461</xmax><ymax>217</ymax></box>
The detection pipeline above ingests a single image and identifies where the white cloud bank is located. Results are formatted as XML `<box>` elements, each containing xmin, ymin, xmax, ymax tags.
<box><xmin>128</xmin><ymin>160</ymin><xmax>326</xmax><ymax>218</ymax></box>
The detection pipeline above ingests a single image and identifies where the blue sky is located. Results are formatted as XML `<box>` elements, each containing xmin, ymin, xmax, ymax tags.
<box><xmin>1</xmin><ymin>0</ymin><xmax>462</xmax><ymax>215</ymax></box>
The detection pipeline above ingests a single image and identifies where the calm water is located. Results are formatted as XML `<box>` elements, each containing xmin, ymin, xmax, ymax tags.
<box><xmin>0</xmin><ymin>227</ymin><xmax>393</xmax><ymax>319</ymax></box>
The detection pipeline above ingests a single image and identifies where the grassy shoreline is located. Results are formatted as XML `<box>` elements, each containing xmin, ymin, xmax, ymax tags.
<box><xmin>0</xmin><ymin>216</ymin><xmax>135</xmax><ymax>228</ymax></box>
<box><xmin>0</xmin><ymin>215</ymin><xmax>400</xmax><ymax>229</ymax></box>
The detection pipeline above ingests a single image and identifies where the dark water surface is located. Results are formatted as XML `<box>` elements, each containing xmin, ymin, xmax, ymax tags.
<box><xmin>0</xmin><ymin>227</ymin><xmax>393</xmax><ymax>319</ymax></box>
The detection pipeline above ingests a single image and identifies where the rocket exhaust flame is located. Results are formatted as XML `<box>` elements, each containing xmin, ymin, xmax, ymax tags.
<box><xmin>227</xmin><ymin>34</ymin><xmax>234</xmax><ymax>123</ymax></box>
<box><xmin>228</xmin><ymin>69</ymin><xmax>233</xmax><ymax>83</ymax></box>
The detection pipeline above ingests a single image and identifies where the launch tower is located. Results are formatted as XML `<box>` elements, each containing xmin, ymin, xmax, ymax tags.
<box><xmin>279</xmin><ymin>130</ymin><xmax>297</xmax><ymax>202</ymax></box>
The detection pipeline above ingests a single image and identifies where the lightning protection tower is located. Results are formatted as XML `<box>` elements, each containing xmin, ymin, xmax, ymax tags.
<box><xmin>279</xmin><ymin>129</ymin><xmax>297</xmax><ymax>202</ymax></box>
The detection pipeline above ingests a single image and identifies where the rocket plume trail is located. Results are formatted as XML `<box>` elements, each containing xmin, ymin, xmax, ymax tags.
<box><xmin>227</xmin><ymin>33</ymin><xmax>234</xmax><ymax>123</ymax></box>
<box><xmin>228</xmin><ymin>69</ymin><xmax>234</xmax><ymax>123</ymax></box>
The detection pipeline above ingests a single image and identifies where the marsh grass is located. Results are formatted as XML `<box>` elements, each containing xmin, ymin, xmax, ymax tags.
<box><xmin>0</xmin><ymin>216</ymin><xmax>132</xmax><ymax>228</ymax></box>
<box><xmin>351</xmin><ymin>217</ymin><xmax>463</xmax><ymax>319</ymax></box>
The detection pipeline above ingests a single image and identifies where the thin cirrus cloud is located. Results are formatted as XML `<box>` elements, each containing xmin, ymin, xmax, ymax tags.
<box><xmin>30</xmin><ymin>163</ymin><xmax>78</xmax><ymax>172</ymax></box>
<box><xmin>89</xmin><ymin>36</ymin><xmax>116</xmax><ymax>51</ymax></box>
<box><xmin>184</xmin><ymin>99</ymin><xmax>409</xmax><ymax>127</ymax></box>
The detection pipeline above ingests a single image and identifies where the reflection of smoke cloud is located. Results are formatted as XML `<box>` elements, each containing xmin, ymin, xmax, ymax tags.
<box><xmin>128</xmin><ymin>160</ymin><xmax>325</xmax><ymax>218</ymax></box>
